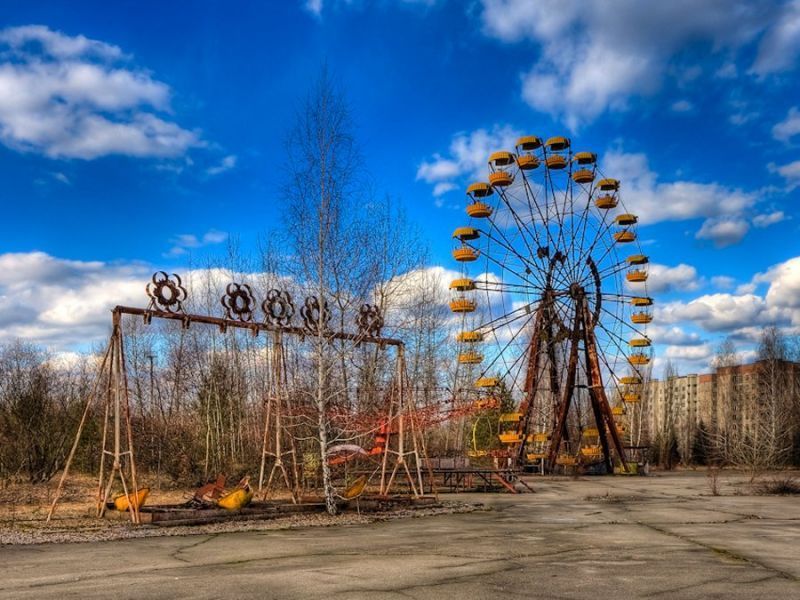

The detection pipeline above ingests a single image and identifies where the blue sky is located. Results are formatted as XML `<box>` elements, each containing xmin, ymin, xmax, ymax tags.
<box><xmin>1</xmin><ymin>1</ymin><xmax>799</xmax><ymax>374</ymax></box>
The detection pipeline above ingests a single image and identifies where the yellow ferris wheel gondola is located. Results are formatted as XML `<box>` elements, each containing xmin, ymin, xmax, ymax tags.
<box><xmin>573</xmin><ymin>151</ymin><xmax>597</xmax><ymax>165</ymax></box>
<box><xmin>467</xmin><ymin>201</ymin><xmax>493</xmax><ymax>218</ymax></box>
<box><xmin>467</xmin><ymin>182</ymin><xmax>493</xmax><ymax>198</ymax></box>
<box><xmin>475</xmin><ymin>376</ymin><xmax>500</xmax><ymax>388</ymax></box>
<box><xmin>466</xmin><ymin>183</ymin><xmax>494</xmax><ymax>218</ymax></box>
<box><xmin>488</xmin><ymin>170</ymin><xmax>513</xmax><ymax>187</ymax></box>
<box><xmin>545</xmin><ymin>155</ymin><xmax>567</xmax><ymax>170</ymax></box>
<box><xmin>449</xmin><ymin>298</ymin><xmax>476</xmax><ymax>313</ymax></box>
<box><xmin>597</xmin><ymin>178</ymin><xmax>619</xmax><ymax>191</ymax></box>
<box><xmin>595</xmin><ymin>195</ymin><xmax>618</xmax><ymax>209</ymax></box>
<box><xmin>572</xmin><ymin>168</ymin><xmax>595</xmax><ymax>184</ymax></box>
<box><xmin>516</xmin><ymin>136</ymin><xmax>542</xmax><ymax>170</ymax></box>
<box><xmin>544</xmin><ymin>136</ymin><xmax>570</xmax><ymax>152</ymax></box>
<box><xmin>631</xmin><ymin>296</ymin><xmax>654</xmax><ymax>324</ymax></box>
<box><xmin>453</xmin><ymin>226</ymin><xmax>480</xmax><ymax>241</ymax></box>
<box><xmin>458</xmin><ymin>350</ymin><xmax>483</xmax><ymax>365</ymax></box>
<box><xmin>453</xmin><ymin>245</ymin><xmax>478</xmax><ymax>262</ymax></box>
<box><xmin>626</xmin><ymin>255</ymin><xmax>649</xmax><ymax>283</ymax></box>
<box><xmin>516</xmin><ymin>135</ymin><xmax>543</xmax><ymax>151</ymax></box>
<box><xmin>456</xmin><ymin>331</ymin><xmax>483</xmax><ymax>343</ymax></box>
<box><xmin>628</xmin><ymin>337</ymin><xmax>652</xmax><ymax>366</ymax></box>
<box><xmin>449</xmin><ymin>278</ymin><xmax>475</xmax><ymax>291</ymax></box>
<box><xmin>614</xmin><ymin>230</ymin><xmax>636</xmax><ymax>243</ymax></box>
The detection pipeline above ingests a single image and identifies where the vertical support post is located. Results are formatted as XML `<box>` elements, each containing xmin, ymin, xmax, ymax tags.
<box><xmin>46</xmin><ymin>343</ymin><xmax>112</xmax><ymax>523</ymax></box>
<box><xmin>582</xmin><ymin>301</ymin><xmax>629</xmax><ymax>472</ymax></box>
<box><xmin>517</xmin><ymin>303</ymin><xmax>545</xmax><ymax>465</ymax></box>
<box><xmin>262</xmin><ymin>330</ymin><xmax>298</xmax><ymax>502</ymax></box>
<box><xmin>546</xmin><ymin>300</ymin><xmax>583</xmax><ymax>472</ymax></box>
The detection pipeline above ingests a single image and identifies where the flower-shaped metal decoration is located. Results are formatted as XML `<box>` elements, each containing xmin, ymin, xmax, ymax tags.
<box><xmin>221</xmin><ymin>282</ymin><xmax>256</xmax><ymax>322</ymax></box>
<box><xmin>146</xmin><ymin>272</ymin><xmax>188</xmax><ymax>314</ymax></box>
<box><xmin>356</xmin><ymin>304</ymin><xmax>384</xmax><ymax>337</ymax></box>
<box><xmin>263</xmin><ymin>289</ymin><xmax>295</xmax><ymax>327</ymax></box>
<box><xmin>301</xmin><ymin>296</ymin><xmax>331</xmax><ymax>333</ymax></box>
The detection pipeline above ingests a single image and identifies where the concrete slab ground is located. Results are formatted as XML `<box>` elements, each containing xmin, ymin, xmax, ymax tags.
<box><xmin>1</xmin><ymin>472</ymin><xmax>798</xmax><ymax>599</ymax></box>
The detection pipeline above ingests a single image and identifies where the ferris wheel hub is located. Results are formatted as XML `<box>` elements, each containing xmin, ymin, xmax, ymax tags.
<box><xmin>568</xmin><ymin>283</ymin><xmax>585</xmax><ymax>300</ymax></box>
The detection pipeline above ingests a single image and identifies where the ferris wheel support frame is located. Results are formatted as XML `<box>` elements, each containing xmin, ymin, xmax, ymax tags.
<box><xmin>514</xmin><ymin>291</ymin><xmax>629</xmax><ymax>474</ymax></box>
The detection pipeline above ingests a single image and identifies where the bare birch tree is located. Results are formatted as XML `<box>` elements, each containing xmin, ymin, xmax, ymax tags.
<box><xmin>282</xmin><ymin>68</ymin><xmax>363</xmax><ymax>514</ymax></box>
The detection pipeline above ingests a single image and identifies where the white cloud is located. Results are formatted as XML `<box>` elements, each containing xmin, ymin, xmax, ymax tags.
<box><xmin>304</xmin><ymin>0</ymin><xmax>324</xmax><ymax>16</ymax></box>
<box><xmin>648</xmin><ymin>325</ymin><xmax>704</xmax><ymax>346</ymax></box>
<box><xmin>0</xmin><ymin>25</ymin><xmax>125</xmax><ymax>60</ymax></box>
<box><xmin>770</xmin><ymin>160</ymin><xmax>800</xmax><ymax>189</ymax></box>
<box><xmin>715</xmin><ymin>62</ymin><xmax>738</xmax><ymax>79</ymax></box>
<box><xmin>0</xmin><ymin>252</ymin><xmax>146</xmax><ymax>349</ymax></box>
<box><xmin>0</xmin><ymin>252</ymin><xmax>311</xmax><ymax>351</ymax></box>
<box><xmin>644</xmin><ymin>263</ymin><xmax>701</xmax><ymax>294</ymax></box>
<box><xmin>416</xmin><ymin>124</ymin><xmax>521</xmax><ymax>192</ymax></box>
<box><xmin>417</xmin><ymin>158</ymin><xmax>459</xmax><ymax>183</ymax></box>
<box><xmin>757</xmin><ymin>256</ymin><xmax>800</xmax><ymax>310</ymax></box>
<box><xmin>736</xmin><ymin>282</ymin><xmax>757</xmax><ymax>295</ymax></box>
<box><xmin>602</xmin><ymin>150</ymin><xmax>758</xmax><ymax>232</ymax></box>
<box><xmin>432</xmin><ymin>182</ymin><xmax>457</xmax><ymax>197</ymax></box>
<box><xmin>710</xmin><ymin>275</ymin><xmax>735</xmax><ymax>290</ymax></box>
<box><xmin>658</xmin><ymin>294</ymin><xmax>769</xmax><ymax>332</ymax></box>
<box><xmin>695</xmin><ymin>217</ymin><xmax>750</xmax><ymax>247</ymax></box>
<box><xmin>418</xmin><ymin>140</ymin><xmax>762</xmax><ymax>237</ymax></box>
<box><xmin>663</xmin><ymin>344</ymin><xmax>715</xmax><ymax>362</ymax></box>
<box><xmin>166</xmin><ymin>229</ymin><xmax>229</xmax><ymax>257</ymax></box>
<box><xmin>206</xmin><ymin>154</ymin><xmax>237</xmax><ymax>176</ymax></box>
<box><xmin>479</xmin><ymin>0</ymin><xmax>792</xmax><ymax>128</ymax></box>
<box><xmin>304</xmin><ymin>0</ymin><xmax>440</xmax><ymax>18</ymax></box>
<box><xmin>670</xmin><ymin>100</ymin><xmax>693</xmax><ymax>113</ymax></box>
<box><xmin>0</xmin><ymin>25</ymin><xmax>202</xmax><ymax>159</ymax></box>
<box><xmin>656</xmin><ymin>255</ymin><xmax>800</xmax><ymax>338</ymax></box>
<box><xmin>750</xmin><ymin>0</ymin><xmax>800</xmax><ymax>76</ymax></box>
<box><xmin>752</xmin><ymin>210</ymin><xmax>786</xmax><ymax>228</ymax></box>
<box><xmin>772</xmin><ymin>106</ymin><xmax>800</xmax><ymax>142</ymax></box>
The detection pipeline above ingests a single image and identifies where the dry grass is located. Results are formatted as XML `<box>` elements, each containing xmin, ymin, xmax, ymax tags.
<box><xmin>0</xmin><ymin>474</ymin><xmax>480</xmax><ymax>546</ymax></box>
<box><xmin>753</xmin><ymin>476</ymin><xmax>800</xmax><ymax>496</ymax></box>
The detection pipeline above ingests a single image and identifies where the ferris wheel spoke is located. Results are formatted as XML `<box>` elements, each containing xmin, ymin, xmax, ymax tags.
<box><xmin>564</xmin><ymin>159</ymin><xmax>583</xmax><ymax>283</ymax></box>
<box><xmin>571</xmin><ymin>181</ymin><xmax>598</xmax><ymax>278</ymax></box>
<box><xmin>589</xmin><ymin>226</ymin><xmax>634</xmax><ymax>274</ymax></box>
<box><xmin>600</xmin><ymin>292</ymin><xmax>650</xmax><ymax>302</ymax></box>
<box><xmin>464</xmin><ymin>241</ymin><xmax>544</xmax><ymax>291</ymax></box>
<box><xmin>475</xmin><ymin>228</ymin><xmax>547</xmax><ymax>288</ymax></box>
<box><xmin>474</xmin><ymin>280</ymin><xmax>544</xmax><ymax>295</ymax></box>
<box><xmin>598</xmin><ymin>304</ymin><xmax>650</xmax><ymax>339</ymax></box>
<box><xmin>572</xmin><ymin>207</ymin><xmax>616</xmax><ymax>283</ymax></box>
<box><xmin>517</xmin><ymin>173</ymin><xmax>557</xmax><ymax>251</ymax></box>
<box><xmin>475</xmin><ymin>302</ymin><xmax>540</xmax><ymax>335</ymax></box>
<box><xmin>592</xmin><ymin>259</ymin><xmax>629</xmax><ymax>282</ymax></box>
<box><xmin>570</xmin><ymin>197</ymin><xmax>601</xmax><ymax>284</ymax></box>
<box><xmin>493</xmin><ymin>185</ymin><xmax>545</xmax><ymax>250</ymax></box>
<box><xmin>591</xmin><ymin>332</ymin><xmax>629</xmax><ymax>407</ymax></box>
<box><xmin>594</xmin><ymin>317</ymin><xmax>647</xmax><ymax>359</ymax></box>
<box><xmin>491</xmin><ymin>187</ymin><xmax>552</xmax><ymax>278</ymax></box>
<box><xmin>478</xmin><ymin>311</ymin><xmax>537</xmax><ymax>380</ymax></box>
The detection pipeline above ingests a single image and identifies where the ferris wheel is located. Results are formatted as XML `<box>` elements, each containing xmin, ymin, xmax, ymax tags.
<box><xmin>449</xmin><ymin>135</ymin><xmax>653</xmax><ymax>473</ymax></box>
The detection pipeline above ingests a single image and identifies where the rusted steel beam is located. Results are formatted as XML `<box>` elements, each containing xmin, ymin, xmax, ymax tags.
<box><xmin>546</xmin><ymin>303</ymin><xmax>583</xmax><ymax>472</ymax></box>
<box><xmin>516</xmin><ymin>304</ymin><xmax>545</xmax><ymax>465</ymax></box>
<box><xmin>112</xmin><ymin>306</ymin><xmax>404</xmax><ymax>347</ymax></box>
<box><xmin>582</xmin><ymin>302</ymin><xmax>629</xmax><ymax>471</ymax></box>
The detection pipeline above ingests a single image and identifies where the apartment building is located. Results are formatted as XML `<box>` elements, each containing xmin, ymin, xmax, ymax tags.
<box><xmin>644</xmin><ymin>359</ymin><xmax>800</xmax><ymax>462</ymax></box>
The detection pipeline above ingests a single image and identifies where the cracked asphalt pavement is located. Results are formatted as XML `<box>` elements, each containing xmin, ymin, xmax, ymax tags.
<box><xmin>1</xmin><ymin>472</ymin><xmax>798</xmax><ymax>599</ymax></box>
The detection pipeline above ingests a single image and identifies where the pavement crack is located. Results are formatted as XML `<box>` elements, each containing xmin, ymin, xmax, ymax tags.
<box><xmin>169</xmin><ymin>533</ymin><xmax>219</xmax><ymax>563</ymax></box>
<box><xmin>634</xmin><ymin>520</ymin><xmax>797</xmax><ymax>582</ymax></box>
